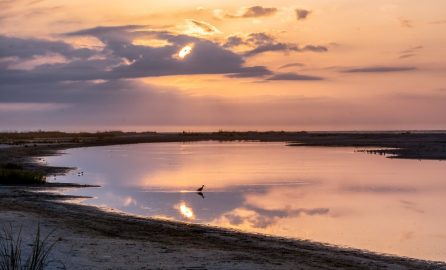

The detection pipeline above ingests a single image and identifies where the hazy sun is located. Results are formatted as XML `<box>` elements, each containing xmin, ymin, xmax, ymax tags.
<box><xmin>177</xmin><ymin>44</ymin><xmax>194</xmax><ymax>59</ymax></box>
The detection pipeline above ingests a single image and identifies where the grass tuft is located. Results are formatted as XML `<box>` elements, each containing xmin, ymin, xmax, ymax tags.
<box><xmin>0</xmin><ymin>224</ymin><xmax>57</xmax><ymax>270</ymax></box>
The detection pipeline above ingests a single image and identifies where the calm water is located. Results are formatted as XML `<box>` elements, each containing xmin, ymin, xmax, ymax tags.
<box><xmin>44</xmin><ymin>142</ymin><xmax>446</xmax><ymax>261</ymax></box>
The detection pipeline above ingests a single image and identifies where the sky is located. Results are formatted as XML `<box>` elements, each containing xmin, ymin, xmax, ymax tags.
<box><xmin>0</xmin><ymin>0</ymin><xmax>445</xmax><ymax>131</ymax></box>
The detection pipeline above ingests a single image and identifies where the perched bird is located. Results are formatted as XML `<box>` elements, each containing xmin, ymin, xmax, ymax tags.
<box><xmin>197</xmin><ymin>185</ymin><xmax>205</xmax><ymax>192</ymax></box>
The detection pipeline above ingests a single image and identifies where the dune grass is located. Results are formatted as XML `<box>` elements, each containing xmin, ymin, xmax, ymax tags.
<box><xmin>0</xmin><ymin>224</ymin><xmax>57</xmax><ymax>270</ymax></box>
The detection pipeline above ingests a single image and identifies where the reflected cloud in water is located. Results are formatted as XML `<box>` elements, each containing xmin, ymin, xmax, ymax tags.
<box><xmin>217</xmin><ymin>205</ymin><xmax>330</xmax><ymax>229</ymax></box>
<box><xmin>44</xmin><ymin>142</ymin><xmax>446</xmax><ymax>261</ymax></box>
<box><xmin>341</xmin><ymin>185</ymin><xmax>418</xmax><ymax>193</ymax></box>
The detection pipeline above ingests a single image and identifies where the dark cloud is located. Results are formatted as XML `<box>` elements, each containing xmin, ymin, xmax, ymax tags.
<box><xmin>0</xmin><ymin>25</ymin><xmax>273</xmax><ymax>84</ymax></box>
<box><xmin>246</xmin><ymin>32</ymin><xmax>275</xmax><ymax>45</ymax></box>
<box><xmin>226</xmin><ymin>6</ymin><xmax>277</xmax><ymax>18</ymax></box>
<box><xmin>267</xmin><ymin>72</ymin><xmax>323</xmax><ymax>81</ymax></box>
<box><xmin>341</xmin><ymin>66</ymin><xmax>417</xmax><ymax>73</ymax></box>
<box><xmin>223</xmin><ymin>32</ymin><xmax>327</xmax><ymax>57</ymax></box>
<box><xmin>295</xmin><ymin>9</ymin><xmax>311</xmax><ymax>20</ymax></box>
<box><xmin>244</xmin><ymin>43</ymin><xmax>299</xmax><ymax>57</ymax></box>
<box><xmin>301</xmin><ymin>45</ymin><xmax>328</xmax><ymax>52</ymax></box>
<box><xmin>0</xmin><ymin>35</ymin><xmax>95</xmax><ymax>59</ymax></box>
<box><xmin>226</xmin><ymin>67</ymin><xmax>272</xmax><ymax>78</ymax></box>
<box><xmin>223</xmin><ymin>35</ymin><xmax>244</xmax><ymax>48</ymax></box>
<box><xmin>279</xmin><ymin>63</ymin><xmax>305</xmax><ymax>69</ymax></box>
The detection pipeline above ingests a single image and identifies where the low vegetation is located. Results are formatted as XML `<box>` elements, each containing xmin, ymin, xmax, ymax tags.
<box><xmin>0</xmin><ymin>224</ymin><xmax>57</xmax><ymax>270</ymax></box>
<box><xmin>0</xmin><ymin>164</ymin><xmax>45</xmax><ymax>185</ymax></box>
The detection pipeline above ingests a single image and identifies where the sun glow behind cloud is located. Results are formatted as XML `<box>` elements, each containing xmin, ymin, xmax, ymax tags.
<box><xmin>177</xmin><ymin>44</ymin><xmax>194</xmax><ymax>59</ymax></box>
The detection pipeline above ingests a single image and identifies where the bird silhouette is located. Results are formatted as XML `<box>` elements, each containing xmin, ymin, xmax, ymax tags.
<box><xmin>197</xmin><ymin>185</ymin><xmax>205</xmax><ymax>192</ymax></box>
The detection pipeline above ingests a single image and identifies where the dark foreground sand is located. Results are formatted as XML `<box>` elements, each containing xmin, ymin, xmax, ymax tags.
<box><xmin>1</xmin><ymin>186</ymin><xmax>445</xmax><ymax>270</ymax></box>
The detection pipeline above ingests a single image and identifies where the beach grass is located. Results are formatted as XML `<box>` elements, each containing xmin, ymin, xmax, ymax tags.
<box><xmin>0</xmin><ymin>224</ymin><xmax>56</xmax><ymax>270</ymax></box>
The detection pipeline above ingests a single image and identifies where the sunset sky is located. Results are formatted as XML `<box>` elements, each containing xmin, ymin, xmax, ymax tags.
<box><xmin>1</xmin><ymin>0</ymin><xmax>445</xmax><ymax>131</ymax></box>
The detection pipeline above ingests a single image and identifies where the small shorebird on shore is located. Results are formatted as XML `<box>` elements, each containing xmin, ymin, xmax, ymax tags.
<box><xmin>197</xmin><ymin>185</ymin><xmax>205</xmax><ymax>192</ymax></box>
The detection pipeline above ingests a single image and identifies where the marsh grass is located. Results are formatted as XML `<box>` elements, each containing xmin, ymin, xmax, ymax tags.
<box><xmin>0</xmin><ymin>169</ymin><xmax>45</xmax><ymax>185</ymax></box>
<box><xmin>0</xmin><ymin>224</ymin><xmax>57</xmax><ymax>270</ymax></box>
<box><xmin>0</xmin><ymin>164</ymin><xmax>45</xmax><ymax>186</ymax></box>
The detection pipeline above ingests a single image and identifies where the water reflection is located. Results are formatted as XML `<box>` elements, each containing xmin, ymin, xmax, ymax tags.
<box><xmin>176</xmin><ymin>201</ymin><xmax>195</xmax><ymax>220</ymax></box>
<box><xmin>196</xmin><ymin>192</ymin><xmax>205</xmax><ymax>199</ymax></box>
<box><xmin>44</xmin><ymin>142</ymin><xmax>446</xmax><ymax>261</ymax></box>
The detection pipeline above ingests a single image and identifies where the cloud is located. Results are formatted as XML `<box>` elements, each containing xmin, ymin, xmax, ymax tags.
<box><xmin>185</xmin><ymin>19</ymin><xmax>220</xmax><ymax>35</ymax></box>
<box><xmin>223</xmin><ymin>32</ymin><xmax>327</xmax><ymax>57</ymax></box>
<box><xmin>279</xmin><ymin>63</ymin><xmax>305</xmax><ymax>69</ymax></box>
<box><xmin>226</xmin><ymin>67</ymin><xmax>272</xmax><ymax>78</ymax></box>
<box><xmin>399</xmin><ymin>18</ymin><xmax>413</xmax><ymax>28</ymax></box>
<box><xmin>0</xmin><ymin>35</ymin><xmax>95</xmax><ymax>59</ymax></box>
<box><xmin>267</xmin><ymin>72</ymin><xmax>323</xmax><ymax>81</ymax></box>
<box><xmin>244</xmin><ymin>43</ymin><xmax>299</xmax><ymax>57</ymax></box>
<box><xmin>301</xmin><ymin>45</ymin><xmax>328</xmax><ymax>52</ymax></box>
<box><xmin>400</xmin><ymin>200</ymin><xmax>424</xmax><ymax>214</ymax></box>
<box><xmin>0</xmin><ymin>25</ymin><xmax>273</xmax><ymax>83</ymax></box>
<box><xmin>0</xmin><ymin>102</ymin><xmax>69</xmax><ymax>112</ymax></box>
<box><xmin>398</xmin><ymin>54</ymin><xmax>415</xmax><ymax>59</ymax></box>
<box><xmin>430</xmin><ymin>20</ymin><xmax>446</xmax><ymax>24</ymax></box>
<box><xmin>398</xmin><ymin>45</ymin><xmax>422</xmax><ymax>59</ymax></box>
<box><xmin>341</xmin><ymin>66</ymin><xmax>417</xmax><ymax>73</ymax></box>
<box><xmin>223</xmin><ymin>35</ymin><xmax>244</xmax><ymax>48</ymax></box>
<box><xmin>295</xmin><ymin>9</ymin><xmax>311</xmax><ymax>20</ymax></box>
<box><xmin>226</xmin><ymin>6</ymin><xmax>277</xmax><ymax>18</ymax></box>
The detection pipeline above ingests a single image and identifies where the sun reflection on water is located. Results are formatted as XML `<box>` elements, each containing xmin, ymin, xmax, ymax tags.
<box><xmin>177</xmin><ymin>201</ymin><xmax>195</xmax><ymax>219</ymax></box>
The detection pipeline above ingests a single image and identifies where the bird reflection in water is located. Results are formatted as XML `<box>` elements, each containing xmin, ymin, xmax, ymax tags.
<box><xmin>196</xmin><ymin>192</ymin><xmax>205</xmax><ymax>199</ymax></box>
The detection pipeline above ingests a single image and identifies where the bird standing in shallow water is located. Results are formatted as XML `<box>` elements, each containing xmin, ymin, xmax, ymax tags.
<box><xmin>197</xmin><ymin>185</ymin><xmax>205</xmax><ymax>192</ymax></box>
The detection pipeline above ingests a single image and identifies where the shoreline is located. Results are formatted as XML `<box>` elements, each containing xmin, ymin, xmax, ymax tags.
<box><xmin>2</xmin><ymin>131</ymin><xmax>446</xmax><ymax>166</ymax></box>
<box><xmin>1</xmin><ymin>186</ymin><xmax>445</xmax><ymax>269</ymax></box>
<box><xmin>2</xmin><ymin>132</ymin><xmax>446</xmax><ymax>268</ymax></box>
